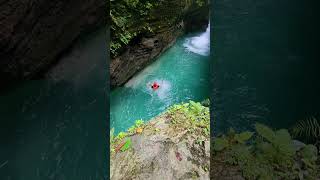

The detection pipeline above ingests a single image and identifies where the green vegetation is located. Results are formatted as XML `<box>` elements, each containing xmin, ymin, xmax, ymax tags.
<box><xmin>213</xmin><ymin>123</ymin><xmax>320</xmax><ymax>179</ymax></box>
<box><xmin>110</xmin><ymin>0</ymin><xmax>206</xmax><ymax>57</ymax></box>
<box><xmin>110</xmin><ymin>119</ymin><xmax>145</xmax><ymax>153</ymax></box>
<box><xmin>110</xmin><ymin>0</ymin><xmax>159</xmax><ymax>56</ymax></box>
<box><xmin>291</xmin><ymin>117</ymin><xmax>320</xmax><ymax>147</ymax></box>
<box><xmin>120</xmin><ymin>138</ymin><xmax>132</xmax><ymax>152</ymax></box>
<box><xmin>110</xmin><ymin>100</ymin><xmax>210</xmax><ymax>155</ymax></box>
<box><xmin>200</xmin><ymin>98</ymin><xmax>210</xmax><ymax>107</ymax></box>
<box><xmin>167</xmin><ymin>100</ymin><xmax>210</xmax><ymax>137</ymax></box>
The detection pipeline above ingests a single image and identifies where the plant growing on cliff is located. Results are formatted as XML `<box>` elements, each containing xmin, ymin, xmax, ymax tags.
<box><xmin>111</xmin><ymin>101</ymin><xmax>209</xmax><ymax>155</ymax></box>
<box><xmin>128</xmin><ymin>119</ymin><xmax>145</xmax><ymax>134</ymax></box>
<box><xmin>110</xmin><ymin>0</ymin><xmax>159</xmax><ymax>56</ymax></box>
<box><xmin>111</xmin><ymin>119</ymin><xmax>147</xmax><ymax>154</ymax></box>
<box><xmin>167</xmin><ymin>100</ymin><xmax>210</xmax><ymax>137</ymax></box>
<box><xmin>291</xmin><ymin>117</ymin><xmax>320</xmax><ymax>147</ymax></box>
<box><xmin>110</xmin><ymin>0</ymin><xmax>208</xmax><ymax>57</ymax></box>
<box><xmin>195</xmin><ymin>0</ymin><xmax>205</xmax><ymax>6</ymax></box>
<box><xmin>120</xmin><ymin>138</ymin><xmax>132</xmax><ymax>152</ymax></box>
<box><xmin>213</xmin><ymin>123</ymin><xmax>319</xmax><ymax>179</ymax></box>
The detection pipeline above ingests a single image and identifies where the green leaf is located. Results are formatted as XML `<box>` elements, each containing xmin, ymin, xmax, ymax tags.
<box><xmin>227</xmin><ymin>128</ymin><xmax>236</xmax><ymax>137</ymax></box>
<box><xmin>128</xmin><ymin>126</ymin><xmax>136</xmax><ymax>134</ymax></box>
<box><xmin>203</xmin><ymin>128</ymin><xmax>209</xmax><ymax>136</ymax></box>
<box><xmin>135</xmin><ymin>119</ymin><xmax>144</xmax><ymax>127</ymax></box>
<box><xmin>116</xmin><ymin>132</ymin><xmax>127</xmax><ymax>140</ymax></box>
<box><xmin>274</xmin><ymin>129</ymin><xmax>295</xmax><ymax>156</ymax></box>
<box><xmin>275</xmin><ymin>129</ymin><xmax>292</xmax><ymax>144</ymax></box>
<box><xmin>255</xmin><ymin>123</ymin><xmax>275</xmax><ymax>142</ymax></box>
<box><xmin>235</xmin><ymin>132</ymin><xmax>254</xmax><ymax>144</ymax></box>
<box><xmin>301</xmin><ymin>144</ymin><xmax>318</xmax><ymax>162</ymax></box>
<box><xmin>258</xmin><ymin>142</ymin><xmax>277</xmax><ymax>158</ymax></box>
<box><xmin>120</xmin><ymin>138</ymin><xmax>132</xmax><ymax>152</ymax></box>
<box><xmin>213</xmin><ymin>137</ymin><xmax>228</xmax><ymax>151</ymax></box>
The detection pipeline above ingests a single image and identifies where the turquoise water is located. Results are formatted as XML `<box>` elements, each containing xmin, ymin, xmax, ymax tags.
<box><xmin>0</xmin><ymin>29</ymin><xmax>107</xmax><ymax>179</ymax></box>
<box><xmin>110</xmin><ymin>26</ymin><xmax>210</xmax><ymax>133</ymax></box>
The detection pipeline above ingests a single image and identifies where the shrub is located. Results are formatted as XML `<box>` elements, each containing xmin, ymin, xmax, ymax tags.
<box><xmin>213</xmin><ymin>123</ymin><xmax>319</xmax><ymax>179</ymax></box>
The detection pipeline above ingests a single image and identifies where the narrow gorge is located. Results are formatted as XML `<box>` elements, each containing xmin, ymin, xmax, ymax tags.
<box><xmin>110</xmin><ymin>0</ymin><xmax>209</xmax><ymax>88</ymax></box>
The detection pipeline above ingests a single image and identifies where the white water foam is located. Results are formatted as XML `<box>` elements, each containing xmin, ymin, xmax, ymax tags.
<box><xmin>183</xmin><ymin>23</ymin><xmax>210</xmax><ymax>56</ymax></box>
<box><xmin>146</xmin><ymin>79</ymin><xmax>171</xmax><ymax>100</ymax></box>
<box><xmin>124</xmin><ymin>60</ymin><xmax>161</xmax><ymax>88</ymax></box>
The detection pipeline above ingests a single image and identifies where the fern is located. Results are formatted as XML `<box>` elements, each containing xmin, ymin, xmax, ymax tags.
<box><xmin>213</xmin><ymin>123</ymin><xmax>320</xmax><ymax>179</ymax></box>
<box><xmin>291</xmin><ymin>117</ymin><xmax>320</xmax><ymax>141</ymax></box>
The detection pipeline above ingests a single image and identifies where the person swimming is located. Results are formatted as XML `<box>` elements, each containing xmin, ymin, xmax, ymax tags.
<box><xmin>151</xmin><ymin>82</ymin><xmax>160</xmax><ymax>90</ymax></box>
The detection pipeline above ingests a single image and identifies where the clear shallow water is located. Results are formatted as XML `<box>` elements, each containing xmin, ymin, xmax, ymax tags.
<box><xmin>110</xmin><ymin>26</ymin><xmax>210</xmax><ymax>134</ymax></box>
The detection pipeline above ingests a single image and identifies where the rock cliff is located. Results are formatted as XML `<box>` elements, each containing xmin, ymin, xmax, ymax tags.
<box><xmin>0</xmin><ymin>0</ymin><xmax>106</xmax><ymax>91</ymax></box>
<box><xmin>110</xmin><ymin>0</ymin><xmax>209</xmax><ymax>88</ymax></box>
<box><xmin>110</xmin><ymin>101</ymin><xmax>210</xmax><ymax>179</ymax></box>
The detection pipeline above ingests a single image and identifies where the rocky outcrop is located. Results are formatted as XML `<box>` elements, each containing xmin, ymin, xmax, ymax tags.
<box><xmin>0</xmin><ymin>0</ymin><xmax>106</xmax><ymax>90</ymax></box>
<box><xmin>110</xmin><ymin>1</ymin><xmax>209</xmax><ymax>88</ymax></box>
<box><xmin>110</xmin><ymin>26</ymin><xmax>182</xmax><ymax>88</ymax></box>
<box><xmin>110</xmin><ymin>102</ymin><xmax>210</xmax><ymax>179</ymax></box>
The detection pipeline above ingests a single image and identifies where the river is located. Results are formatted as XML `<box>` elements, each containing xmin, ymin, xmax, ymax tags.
<box><xmin>0</xmin><ymin>29</ymin><xmax>108</xmax><ymax>179</ymax></box>
<box><xmin>211</xmin><ymin>0</ymin><xmax>320</xmax><ymax>134</ymax></box>
<box><xmin>110</xmin><ymin>25</ymin><xmax>211</xmax><ymax>134</ymax></box>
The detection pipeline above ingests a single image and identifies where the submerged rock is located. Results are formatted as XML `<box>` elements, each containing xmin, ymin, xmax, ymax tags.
<box><xmin>110</xmin><ymin>102</ymin><xmax>210</xmax><ymax>180</ymax></box>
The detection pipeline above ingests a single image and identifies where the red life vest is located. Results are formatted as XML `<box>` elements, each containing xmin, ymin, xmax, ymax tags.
<box><xmin>152</xmin><ymin>82</ymin><xmax>159</xmax><ymax>90</ymax></box>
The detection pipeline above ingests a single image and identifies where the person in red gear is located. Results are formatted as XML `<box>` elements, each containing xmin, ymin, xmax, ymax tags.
<box><xmin>151</xmin><ymin>82</ymin><xmax>160</xmax><ymax>90</ymax></box>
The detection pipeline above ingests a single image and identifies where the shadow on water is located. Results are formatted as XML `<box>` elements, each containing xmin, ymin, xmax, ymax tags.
<box><xmin>0</xmin><ymin>28</ymin><xmax>108</xmax><ymax>179</ymax></box>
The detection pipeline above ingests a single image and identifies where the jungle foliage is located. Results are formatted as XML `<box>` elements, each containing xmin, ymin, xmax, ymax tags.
<box><xmin>110</xmin><ymin>0</ymin><xmax>206</xmax><ymax>57</ymax></box>
<box><xmin>110</xmin><ymin>0</ymin><xmax>159</xmax><ymax>56</ymax></box>
<box><xmin>167</xmin><ymin>100</ymin><xmax>210</xmax><ymax>137</ymax></box>
<box><xmin>213</xmin><ymin>123</ymin><xmax>320</xmax><ymax>179</ymax></box>
<box><xmin>291</xmin><ymin>117</ymin><xmax>320</xmax><ymax>147</ymax></box>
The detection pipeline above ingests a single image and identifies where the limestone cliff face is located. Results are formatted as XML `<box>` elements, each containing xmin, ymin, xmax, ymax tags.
<box><xmin>110</xmin><ymin>1</ymin><xmax>209</xmax><ymax>88</ymax></box>
<box><xmin>0</xmin><ymin>0</ymin><xmax>106</xmax><ymax>90</ymax></box>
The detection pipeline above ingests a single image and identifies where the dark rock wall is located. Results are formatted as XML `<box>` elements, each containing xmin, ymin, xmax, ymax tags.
<box><xmin>0</xmin><ymin>0</ymin><xmax>106</xmax><ymax>90</ymax></box>
<box><xmin>110</xmin><ymin>24</ymin><xmax>183</xmax><ymax>88</ymax></box>
<box><xmin>110</xmin><ymin>1</ymin><xmax>209</xmax><ymax>88</ymax></box>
